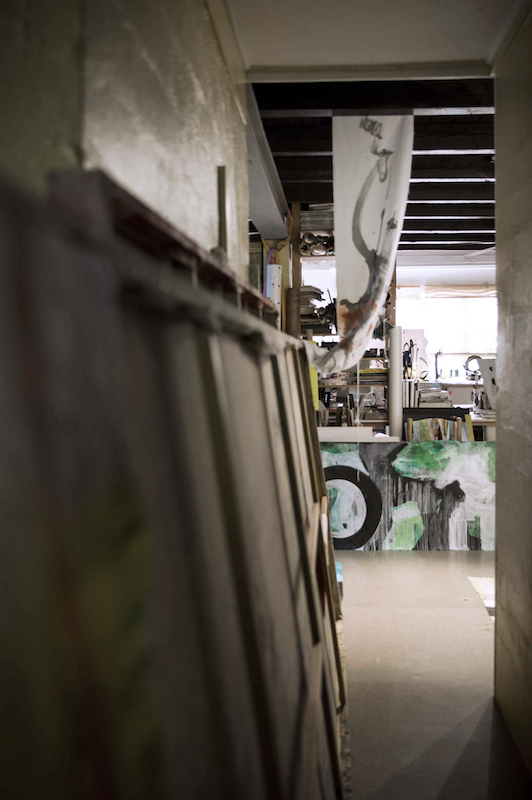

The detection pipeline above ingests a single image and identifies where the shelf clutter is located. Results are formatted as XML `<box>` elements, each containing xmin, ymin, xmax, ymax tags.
<box><xmin>405</xmin><ymin>414</ymin><xmax>474</xmax><ymax>442</ymax></box>
<box><xmin>402</xmin><ymin>379</ymin><xmax>452</xmax><ymax>408</ymax></box>
<box><xmin>318</xmin><ymin>348</ymin><xmax>390</xmax><ymax>430</ymax></box>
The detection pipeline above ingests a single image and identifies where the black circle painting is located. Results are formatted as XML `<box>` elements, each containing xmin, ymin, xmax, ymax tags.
<box><xmin>324</xmin><ymin>465</ymin><xmax>382</xmax><ymax>548</ymax></box>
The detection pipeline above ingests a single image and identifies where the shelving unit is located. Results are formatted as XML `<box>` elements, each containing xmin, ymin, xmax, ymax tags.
<box><xmin>318</xmin><ymin>353</ymin><xmax>390</xmax><ymax>428</ymax></box>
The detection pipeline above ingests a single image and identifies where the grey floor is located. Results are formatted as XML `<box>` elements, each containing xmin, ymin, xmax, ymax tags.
<box><xmin>340</xmin><ymin>551</ymin><xmax>532</xmax><ymax>799</ymax></box>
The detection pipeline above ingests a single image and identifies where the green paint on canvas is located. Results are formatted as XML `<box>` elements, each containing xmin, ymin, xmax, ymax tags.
<box><xmin>328</xmin><ymin>484</ymin><xmax>339</xmax><ymax>512</ymax></box>
<box><xmin>488</xmin><ymin>446</ymin><xmax>495</xmax><ymax>482</ymax></box>
<box><xmin>468</xmin><ymin>516</ymin><xmax>482</xmax><ymax>539</ymax></box>
<box><xmin>393</xmin><ymin>442</ymin><xmax>455</xmax><ymax>480</ymax></box>
<box><xmin>383</xmin><ymin>501</ymin><xmax>424</xmax><ymax>550</ymax></box>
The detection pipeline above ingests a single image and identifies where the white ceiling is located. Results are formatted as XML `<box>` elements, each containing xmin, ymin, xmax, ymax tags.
<box><xmin>226</xmin><ymin>0</ymin><xmax>528</xmax><ymax>80</ymax></box>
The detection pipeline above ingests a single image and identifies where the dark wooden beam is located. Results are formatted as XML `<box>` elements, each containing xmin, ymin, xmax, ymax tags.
<box><xmin>398</xmin><ymin>243</ymin><xmax>494</xmax><ymax>250</ymax></box>
<box><xmin>402</xmin><ymin>218</ymin><xmax>495</xmax><ymax>231</ymax></box>
<box><xmin>265</xmin><ymin>121</ymin><xmax>494</xmax><ymax>156</ymax></box>
<box><xmin>284</xmin><ymin>184</ymin><xmax>333</xmax><ymax>203</ymax></box>
<box><xmin>277</xmin><ymin>154</ymin><xmax>494</xmax><ymax>179</ymax></box>
<box><xmin>413</xmin><ymin>132</ymin><xmax>493</xmax><ymax>150</ymax></box>
<box><xmin>406</xmin><ymin>202</ymin><xmax>495</xmax><ymax>216</ymax></box>
<box><xmin>284</xmin><ymin>187</ymin><xmax>496</xmax><ymax>206</ymax></box>
<box><xmin>275</xmin><ymin>156</ymin><xmax>332</xmax><ymax>172</ymax></box>
<box><xmin>400</xmin><ymin>232</ymin><xmax>495</xmax><ymax>243</ymax></box>
<box><xmin>253</xmin><ymin>79</ymin><xmax>494</xmax><ymax>114</ymax></box>
<box><xmin>411</xmin><ymin>154</ymin><xmax>494</xmax><ymax>178</ymax></box>
<box><xmin>408</xmin><ymin>182</ymin><xmax>494</xmax><ymax>201</ymax></box>
<box><xmin>275</xmin><ymin>155</ymin><xmax>495</xmax><ymax>189</ymax></box>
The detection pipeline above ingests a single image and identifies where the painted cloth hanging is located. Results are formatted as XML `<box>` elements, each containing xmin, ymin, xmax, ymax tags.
<box><xmin>304</xmin><ymin>114</ymin><xmax>413</xmax><ymax>375</ymax></box>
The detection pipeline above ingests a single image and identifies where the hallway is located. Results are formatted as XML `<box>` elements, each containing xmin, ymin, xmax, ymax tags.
<box><xmin>341</xmin><ymin>552</ymin><xmax>532</xmax><ymax>799</ymax></box>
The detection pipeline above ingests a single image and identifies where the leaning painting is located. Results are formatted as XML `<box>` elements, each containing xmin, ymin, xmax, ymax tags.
<box><xmin>321</xmin><ymin>442</ymin><xmax>495</xmax><ymax>551</ymax></box>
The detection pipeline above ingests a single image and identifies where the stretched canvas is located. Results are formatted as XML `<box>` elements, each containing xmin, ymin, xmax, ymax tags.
<box><xmin>321</xmin><ymin>442</ymin><xmax>495</xmax><ymax>551</ymax></box>
<box><xmin>306</xmin><ymin>115</ymin><xmax>413</xmax><ymax>374</ymax></box>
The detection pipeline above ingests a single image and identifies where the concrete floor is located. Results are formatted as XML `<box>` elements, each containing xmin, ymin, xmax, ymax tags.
<box><xmin>340</xmin><ymin>551</ymin><xmax>532</xmax><ymax>799</ymax></box>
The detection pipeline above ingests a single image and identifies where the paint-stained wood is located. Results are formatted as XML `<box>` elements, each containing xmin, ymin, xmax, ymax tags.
<box><xmin>0</xmin><ymin>173</ymin><xmax>345</xmax><ymax>799</ymax></box>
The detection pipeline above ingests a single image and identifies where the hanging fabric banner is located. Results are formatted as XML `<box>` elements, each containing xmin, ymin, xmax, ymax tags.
<box><xmin>304</xmin><ymin>114</ymin><xmax>413</xmax><ymax>375</ymax></box>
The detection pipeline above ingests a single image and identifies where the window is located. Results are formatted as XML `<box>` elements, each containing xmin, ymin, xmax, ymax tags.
<box><xmin>396</xmin><ymin>287</ymin><xmax>497</xmax><ymax>375</ymax></box>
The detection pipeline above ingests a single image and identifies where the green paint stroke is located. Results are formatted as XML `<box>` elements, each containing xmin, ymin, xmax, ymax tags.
<box><xmin>488</xmin><ymin>446</ymin><xmax>495</xmax><ymax>483</ymax></box>
<box><xmin>468</xmin><ymin>515</ymin><xmax>482</xmax><ymax>539</ymax></box>
<box><xmin>393</xmin><ymin>442</ymin><xmax>455</xmax><ymax>480</ymax></box>
<box><xmin>384</xmin><ymin>501</ymin><xmax>424</xmax><ymax>550</ymax></box>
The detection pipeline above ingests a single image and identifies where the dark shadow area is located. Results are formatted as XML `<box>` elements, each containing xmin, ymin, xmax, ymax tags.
<box><xmin>364</xmin><ymin>699</ymin><xmax>532</xmax><ymax>800</ymax></box>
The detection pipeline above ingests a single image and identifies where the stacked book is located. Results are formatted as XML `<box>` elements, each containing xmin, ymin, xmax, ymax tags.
<box><xmin>300</xmin><ymin>285</ymin><xmax>323</xmax><ymax>324</ymax></box>
<box><xmin>406</xmin><ymin>416</ymin><xmax>472</xmax><ymax>442</ymax></box>
<box><xmin>355</xmin><ymin>368</ymin><xmax>388</xmax><ymax>387</ymax></box>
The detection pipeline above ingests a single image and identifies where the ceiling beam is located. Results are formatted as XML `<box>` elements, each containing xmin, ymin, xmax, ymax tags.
<box><xmin>400</xmin><ymin>232</ymin><xmax>495</xmax><ymax>243</ymax></box>
<box><xmin>274</xmin><ymin>154</ymin><xmax>494</xmax><ymax>180</ymax></box>
<box><xmin>260</xmin><ymin>107</ymin><xmax>495</xmax><ymax>118</ymax></box>
<box><xmin>285</xmin><ymin>184</ymin><xmax>333</xmax><ymax>203</ymax></box>
<box><xmin>411</xmin><ymin>155</ymin><xmax>494</xmax><ymax>178</ymax></box>
<box><xmin>408</xmin><ymin>183</ymin><xmax>494</xmax><ymax>201</ymax></box>
<box><xmin>405</xmin><ymin>203</ymin><xmax>495</xmax><ymax>216</ymax></box>
<box><xmin>402</xmin><ymin>218</ymin><xmax>495</xmax><ymax>232</ymax></box>
<box><xmin>246</xmin><ymin>86</ymin><xmax>289</xmax><ymax>239</ymax></box>
<box><xmin>265</xmin><ymin>121</ymin><xmax>494</xmax><ymax>156</ymax></box>
<box><xmin>283</xmin><ymin>186</ymin><xmax>496</xmax><ymax>205</ymax></box>
<box><xmin>253</xmin><ymin>79</ymin><xmax>493</xmax><ymax>111</ymax></box>
<box><xmin>398</xmin><ymin>243</ymin><xmax>494</xmax><ymax>250</ymax></box>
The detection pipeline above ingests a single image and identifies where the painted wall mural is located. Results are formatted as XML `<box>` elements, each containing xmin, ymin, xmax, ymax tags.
<box><xmin>321</xmin><ymin>442</ymin><xmax>495</xmax><ymax>551</ymax></box>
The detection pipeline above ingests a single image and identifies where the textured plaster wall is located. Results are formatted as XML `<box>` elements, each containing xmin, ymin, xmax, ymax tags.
<box><xmin>494</xmin><ymin>10</ymin><xmax>532</xmax><ymax>773</ymax></box>
<box><xmin>0</xmin><ymin>0</ymin><xmax>83</xmax><ymax>193</ymax></box>
<box><xmin>83</xmin><ymin>0</ymin><xmax>249</xmax><ymax>278</ymax></box>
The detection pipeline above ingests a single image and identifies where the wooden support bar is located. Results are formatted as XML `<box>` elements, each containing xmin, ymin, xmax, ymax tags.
<box><xmin>48</xmin><ymin>169</ymin><xmax>276</xmax><ymax>316</ymax></box>
<box><xmin>287</xmin><ymin>202</ymin><xmax>301</xmax><ymax>339</ymax></box>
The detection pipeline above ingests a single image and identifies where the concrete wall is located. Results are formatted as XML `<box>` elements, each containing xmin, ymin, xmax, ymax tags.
<box><xmin>0</xmin><ymin>0</ymin><xmax>249</xmax><ymax>279</ymax></box>
<box><xmin>0</xmin><ymin>0</ymin><xmax>83</xmax><ymax>193</ymax></box>
<box><xmin>494</xmin><ymin>8</ymin><xmax>532</xmax><ymax>773</ymax></box>
<box><xmin>83</xmin><ymin>0</ymin><xmax>249</xmax><ymax>277</ymax></box>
